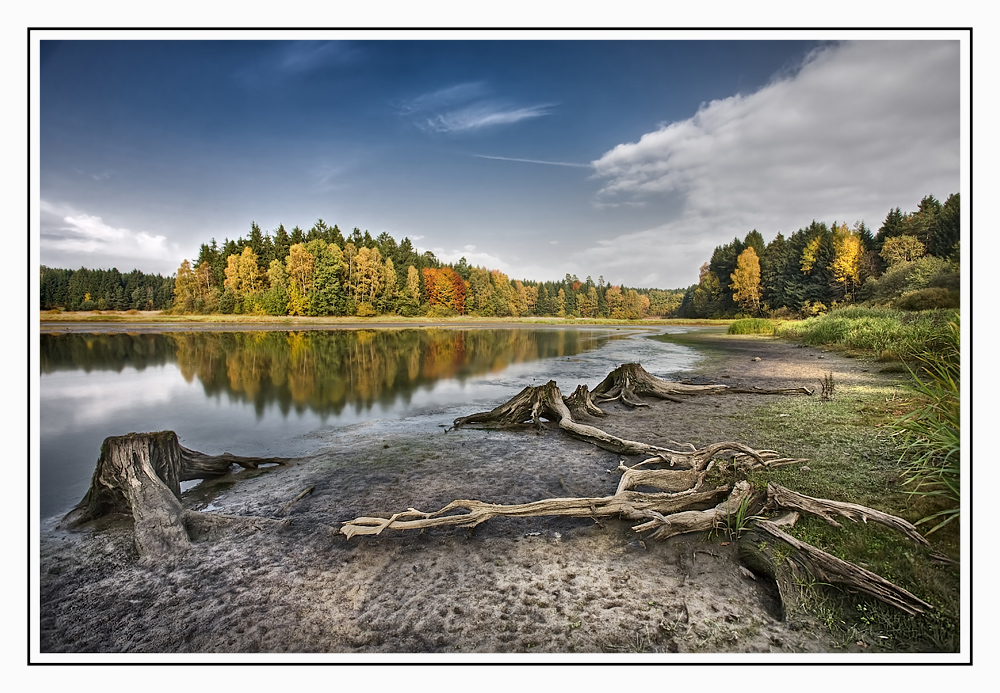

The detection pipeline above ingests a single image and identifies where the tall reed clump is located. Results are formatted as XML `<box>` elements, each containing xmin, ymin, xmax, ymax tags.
<box><xmin>897</xmin><ymin>319</ymin><xmax>960</xmax><ymax>534</ymax></box>
<box><xmin>727</xmin><ymin>318</ymin><xmax>776</xmax><ymax>335</ymax></box>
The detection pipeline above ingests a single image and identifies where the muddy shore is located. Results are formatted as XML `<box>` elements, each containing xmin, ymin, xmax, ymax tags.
<box><xmin>37</xmin><ymin>330</ymin><xmax>893</xmax><ymax>659</ymax></box>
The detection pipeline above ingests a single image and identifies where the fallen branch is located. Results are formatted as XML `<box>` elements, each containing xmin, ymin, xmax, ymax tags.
<box><xmin>341</xmin><ymin>486</ymin><xmax>728</xmax><ymax>539</ymax></box>
<box><xmin>740</xmin><ymin>520</ymin><xmax>934</xmax><ymax>616</ymax></box>
<box><xmin>766</xmin><ymin>484</ymin><xmax>929</xmax><ymax>546</ymax></box>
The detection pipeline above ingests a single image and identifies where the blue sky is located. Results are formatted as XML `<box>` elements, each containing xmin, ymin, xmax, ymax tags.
<box><xmin>38</xmin><ymin>37</ymin><xmax>962</xmax><ymax>288</ymax></box>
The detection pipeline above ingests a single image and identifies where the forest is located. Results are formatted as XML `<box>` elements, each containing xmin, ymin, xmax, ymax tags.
<box><xmin>39</xmin><ymin>193</ymin><xmax>958</xmax><ymax>320</ymax></box>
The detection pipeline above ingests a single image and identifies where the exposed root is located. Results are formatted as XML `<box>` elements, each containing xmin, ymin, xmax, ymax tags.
<box><xmin>765</xmin><ymin>484</ymin><xmax>929</xmax><ymax>546</ymax></box>
<box><xmin>741</xmin><ymin>520</ymin><xmax>934</xmax><ymax>616</ymax></box>
<box><xmin>591</xmin><ymin>363</ymin><xmax>813</xmax><ymax>408</ymax></box>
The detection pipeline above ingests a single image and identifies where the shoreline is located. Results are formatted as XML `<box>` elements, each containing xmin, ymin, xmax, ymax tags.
<box><xmin>38</xmin><ymin>330</ymin><xmax>947</xmax><ymax>657</ymax></box>
<box><xmin>38</xmin><ymin>312</ymin><xmax>731</xmax><ymax>334</ymax></box>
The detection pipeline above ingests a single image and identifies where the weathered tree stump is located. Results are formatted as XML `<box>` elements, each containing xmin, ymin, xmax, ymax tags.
<box><xmin>591</xmin><ymin>363</ymin><xmax>813</xmax><ymax>408</ymax></box>
<box><xmin>62</xmin><ymin>431</ymin><xmax>290</xmax><ymax>559</ymax></box>
<box><xmin>562</xmin><ymin>384</ymin><xmax>607</xmax><ymax>418</ymax></box>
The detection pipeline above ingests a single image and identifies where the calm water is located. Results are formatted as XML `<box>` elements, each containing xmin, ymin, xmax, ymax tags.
<box><xmin>38</xmin><ymin>327</ymin><xmax>701</xmax><ymax>519</ymax></box>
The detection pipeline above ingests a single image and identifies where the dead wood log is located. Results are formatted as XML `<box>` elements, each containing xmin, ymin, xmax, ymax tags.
<box><xmin>765</xmin><ymin>484</ymin><xmax>929</xmax><ymax>545</ymax></box>
<box><xmin>738</xmin><ymin>519</ymin><xmax>934</xmax><ymax>616</ymax></box>
<box><xmin>591</xmin><ymin>363</ymin><xmax>813</xmax><ymax>408</ymax></box>
<box><xmin>630</xmin><ymin>480</ymin><xmax>756</xmax><ymax>541</ymax></box>
<box><xmin>61</xmin><ymin>431</ymin><xmax>290</xmax><ymax>559</ymax></box>
<box><xmin>340</xmin><ymin>486</ymin><xmax>729</xmax><ymax>539</ymax></box>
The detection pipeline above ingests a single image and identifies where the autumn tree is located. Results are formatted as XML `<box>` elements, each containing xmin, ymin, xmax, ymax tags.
<box><xmin>353</xmin><ymin>246</ymin><xmax>383</xmax><ymax>309</ymax></box>
<box><xmin>730</xmin><ymin>247</ymin><xmax>762</xmax><ymax>315</ymax></box>
<box><xmin>830</xmin><ymin>223</ymin><xmax>864</xmax><ymax>301</ymax></box>
<box><xmin>397</xmin><ymin>265</ymin><xmax>421</xmax><ymax>316</ymax></box>
<box><xmin>262</xmin><ymin>259</ymin><xmax>289</xmax><ymax>315</ymax></box>
<box><xmin>285</xmin><ymin>243</ymin><xmax>315</xmax><ymax>316</ymax></box>
<box><xmin>173</xmin><ymin>260</ymin><xmax>197</xmax><ymax>313</ymax></box>
<box><xmin>605</xmin><ymin>285</ymin><xmax>624</xmax><ymax>319</ymax></box>
<box><xmin>881</xmin><ymin>235</ymin><xmax>926</xmax><ymax>266</ymax></box>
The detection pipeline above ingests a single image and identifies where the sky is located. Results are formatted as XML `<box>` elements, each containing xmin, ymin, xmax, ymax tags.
<box><xmin>37</xmin><ymin>35</ymin><xmax>962</xmax><ymax>288</ymax></box>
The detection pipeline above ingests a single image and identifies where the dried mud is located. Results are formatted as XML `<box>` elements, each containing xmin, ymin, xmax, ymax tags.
<box><xmin>38</xmin><ymin>332</ymin><xmax>890</xmax><ymax>656</ymax></box>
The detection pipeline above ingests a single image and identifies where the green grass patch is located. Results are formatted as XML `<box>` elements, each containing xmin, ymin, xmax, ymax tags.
<box><xmin>713</xmin><ymin>381</ymin><xmax>960</xmax><ymax>652</ymax></box>
<box><xmin>774</xmin><ymin>307</ymin><xmax>958</xmax><ymax>361</ymax></box>
<box><xmin>727</xmin><ymin>318</ymin><xmax>776</xmax><ymax>335</ymax></box>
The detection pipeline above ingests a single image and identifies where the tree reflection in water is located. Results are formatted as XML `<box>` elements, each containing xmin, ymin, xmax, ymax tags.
<box><xmin>40</xmin><ymin>329</ymin><xmax>610</xmax><ymax>418</ymax></box>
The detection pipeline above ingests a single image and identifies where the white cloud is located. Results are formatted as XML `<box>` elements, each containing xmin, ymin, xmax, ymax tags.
<box><xmin>585</xmin><ymin>40</ymin><xmax>960</xmax><ymax>287</ymax></box>
<box><xmin>401</xmin><ymin>82</ymin><xmax>552</xmax><ymax>133</ymax></box>
<box><xmin>423</xmin><ymin>104</ymin><xmax>552</xmax><ymax>133</ymax></box>
<box><xmin>427</xmin><ymin>245</ymin><xmax>512</xmax><ymax>273</ymax></box>
<box><xmin>40</xmin><ymin>200</ymin><xmax>180</xmax><ymax>272</ymax></box>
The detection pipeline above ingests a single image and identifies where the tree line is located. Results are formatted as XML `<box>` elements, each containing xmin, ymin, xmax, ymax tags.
<box><xmin>39</xmin><ymin>192</ymin><xmax>958</xmax><ymax>320</ymax></box>
<box><xmin>40</xmin><ymin>266</ymin><xmax>175</xmax><ymax>312</ymax></box>
<box><xmin>169</xmin><ymin>220</ymin><xmax>685</xmax><ymax>319</ymax></box>
<box><xmin>678</xmin><ymin>193</ymin><xmax>960</xmax><ymax>318</ymax></box>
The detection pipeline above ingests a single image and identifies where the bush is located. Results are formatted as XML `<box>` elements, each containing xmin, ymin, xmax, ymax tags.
<box><xmin>355</xmin><ymin>302</ymin><xmax>377</xmax><ymax>317</ymax></box>
<box><xmin>728</xmin><ymin>318</ymin><xmax>776</xmax><ymax>335</ymax></box>
<box><xmin>425</xmin><ymin>304</ymin><xmax>458</xmax><ymax>318</ymax></box>
<box><xmin>861</xmin><ymin>256</ymin><xmax>958</xmax><ymax>304</ymax></box>
<box><xmin>895</xmin><ymin>288</ymin><xmax>960</xmax><ymax>311</ymax></box>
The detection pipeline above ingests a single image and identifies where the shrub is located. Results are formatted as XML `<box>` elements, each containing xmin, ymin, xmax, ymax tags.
<box><xmin>728</xmin><ymin>318</ymin><xmax>776</xmax><ymax>335</ymax></box>
<box><xmin>895</xmin><ymin>288</ymin><xmax>960</xmax><ymax>311</ymax></box>
<box><xmin>861</xmin><ymin>256</ymin><xmax>958</xmax><ymax>304</ymax></box>
<box><xmin>425</xmin><ymin>304</ymin><xmax>458</xmax><ymax>318</ymax></box>
<box><xmin>355</xmin><ymin>302</ymin><xmax>377</xmax><ymax>317</ymax></box>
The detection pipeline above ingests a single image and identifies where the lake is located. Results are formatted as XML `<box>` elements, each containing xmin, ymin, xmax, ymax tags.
<box><xmin>38</xmin><ymin>326</ymin><xmax>702</xmax><ymax>519</ymax></box>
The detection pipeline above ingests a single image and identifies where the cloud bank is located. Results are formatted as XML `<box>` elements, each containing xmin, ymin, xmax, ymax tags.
<box><xmin>582</xmin><ymin>40</ymin><xmax>960</xmax><ymax>287</ymax></box>
<box><xmin>40</xmin><ymin>200</ymin><xmax>179</xmax><ymax>274</ymax></box>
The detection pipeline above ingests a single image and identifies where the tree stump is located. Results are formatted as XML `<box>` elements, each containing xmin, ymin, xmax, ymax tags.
<box><xmin>62</xmin><ymin>431</ymin><xmax>290</xmax><ymax>559</ymax></box>
<box><xmin>591</xmin><ymin>363</ymin><xmax>813</xmax><ymax>407</ymax></box>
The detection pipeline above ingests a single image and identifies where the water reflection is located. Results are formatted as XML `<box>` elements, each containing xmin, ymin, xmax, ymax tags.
<box><xmin>41</xmin><ymin>329</ymin><xmax>607</xmax><ymax>419</ymax></box>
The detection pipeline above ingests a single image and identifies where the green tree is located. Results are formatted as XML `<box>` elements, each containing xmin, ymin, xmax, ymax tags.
<box><xmin>881</xmin><ymin>235</ymin><xmax>926</xmax><ymax>266</ymax></box>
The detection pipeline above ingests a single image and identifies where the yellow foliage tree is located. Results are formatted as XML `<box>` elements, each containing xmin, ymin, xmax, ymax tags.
<box><xmin>285</xmin><ymin>243</ymin><xmax>315</xmax><ymax>316</ymax></box>
<box><xmin>730</xmin><ymin>247</ymin><xmax>762</xmax><ymax>315</ymax></box>
<box><xmin>831</xmin><ymin>222</ymin><xmax>864</xmax><ymax>300</ymax></box>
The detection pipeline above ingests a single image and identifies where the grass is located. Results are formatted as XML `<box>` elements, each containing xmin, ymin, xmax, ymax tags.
<box><xmin>686</xmin><ymin>306</ymin><xmax>963</xmax><ymax>653</ymax></box>
<box><xmin>728</xmin><ymin>318</ymin><xmax>777</xmax><ymax>335</ymax></box>
<box><xmin>896</xmin><ymin>321</ymin><xmax>960</xmax><ymax>534</ymax></box>
<box><xmin>774</xmin><ymin>306</ymin><xmax>959</xmax><ymax>361</ymax></box>
<box><xmin>709</xmin><ymin>379</ymin><xmax>961</xmax><ymax>652</ymax></box>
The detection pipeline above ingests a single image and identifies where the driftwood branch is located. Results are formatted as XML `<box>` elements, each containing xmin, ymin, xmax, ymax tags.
<box><xmin>765</xmin><ymin>484</ymin><xmax>929</xmax><ymax>546</ymax></box>
<box><xmin>741</xmin><ymin>520</ymin><xmax>934</xmax><ymax>616</ymax></box>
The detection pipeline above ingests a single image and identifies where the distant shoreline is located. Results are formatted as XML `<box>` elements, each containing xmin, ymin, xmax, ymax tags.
<box><xmin>39</xmin><ymin>311</ymin><xmax>731</xmax><ymax>334</ymax></box>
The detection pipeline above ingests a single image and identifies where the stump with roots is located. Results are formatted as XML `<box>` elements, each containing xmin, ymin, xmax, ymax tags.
<box><xmin>64</xmin><ymin>363</ymin><xmax>936</xmax><ymax>617</ymax></box>
<box><xmin>343</xmin><ymin>364</ymin><xmax>935</xmax><ymax>616</ymax></box>
<box><xmin>62</xmin><ymin>431</ymin><xmax>290</xmax><ymax>559</ymax></box>
<box><xmin>592</xmin><ymin>362</ymin><xmax>814</xmax><ymax>407</ymax></box>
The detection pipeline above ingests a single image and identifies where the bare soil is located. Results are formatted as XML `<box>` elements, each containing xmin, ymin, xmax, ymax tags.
<box><xmin>38</xmin><ymin>331</ymin><xmax>889</xmax><ymax>656</ymax></box>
